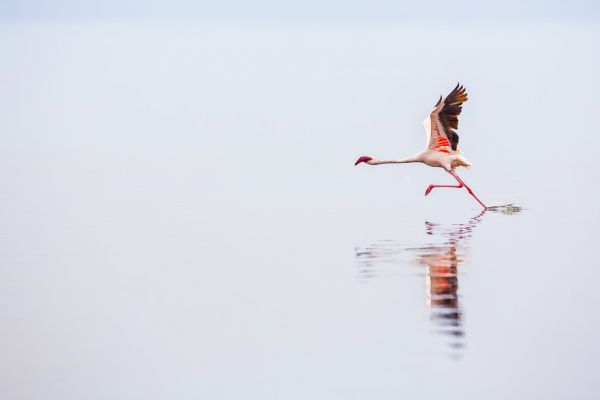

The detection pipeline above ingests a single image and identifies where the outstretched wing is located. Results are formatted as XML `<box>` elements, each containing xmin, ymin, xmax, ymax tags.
<box><xmin>423</xmin><ymin>83</ymin><xmax>468</xmax><ymax>152</ymax></box>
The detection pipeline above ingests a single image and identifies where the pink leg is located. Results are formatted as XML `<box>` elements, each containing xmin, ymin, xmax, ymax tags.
<box><xmin>424</xmin><ymin>182</ymin><xmax>463</xmax><ymax>196</ymax></box>
<box><xmin>448</xmin><ymin>170</ymin><xmax>487</xmax><ymax>210</ymax></box>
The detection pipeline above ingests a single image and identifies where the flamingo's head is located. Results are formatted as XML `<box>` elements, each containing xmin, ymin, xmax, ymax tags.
<box><xmin>354</xmin><ymin>156</ymin><xmax>373</xmax><ymax>166</ymax></box>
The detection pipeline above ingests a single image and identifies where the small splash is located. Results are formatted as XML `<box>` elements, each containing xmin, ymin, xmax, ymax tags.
<box><xmin>487</xmin><ymin>203</ymin><xmax>523</xmax><ymax>215</ymax></box>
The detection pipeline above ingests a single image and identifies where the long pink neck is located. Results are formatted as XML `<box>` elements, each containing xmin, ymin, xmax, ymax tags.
<box><xmin>370</xmin><ymin>154</ymin><xmax>420</xmax><ymax>165</ymax></box>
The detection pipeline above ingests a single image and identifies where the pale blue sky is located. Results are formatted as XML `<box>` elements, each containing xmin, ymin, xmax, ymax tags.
<box><xmin>0</xmin><ymin>0</ymin><xmax>598</xmax><ymax>21</ymax></box>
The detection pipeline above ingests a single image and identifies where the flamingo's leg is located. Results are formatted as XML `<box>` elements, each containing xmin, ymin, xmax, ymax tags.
<box><xmin>424</xmin><ymin>182</ymin><xmax>463</xmax><ymax>196</ymax></box>
<box><xmin>448</xmin><ymin>170</ymin><xmax>487</xmax><ymax>210</ymax></box>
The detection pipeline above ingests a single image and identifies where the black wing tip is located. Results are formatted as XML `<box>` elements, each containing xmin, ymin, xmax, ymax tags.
<box><xmin>448</xmin><ymin>82</ymin><xmax>468</xmax><ymax>102</ymax></box>
<box><xmin>434</xmin><ymin>83</ymin><xmax>468</xmax><ymax>109</ymax></box>
<box><xmin>454</xmin><ymin>82</ymin><xmax>466</xmax><ymax>92</ymax></box>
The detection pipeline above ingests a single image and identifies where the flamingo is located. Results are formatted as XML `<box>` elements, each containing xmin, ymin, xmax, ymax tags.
<box><xmin>355</xmin><ymin>83</ymin><xmax>487</xmax><ymax>209</ymax></box>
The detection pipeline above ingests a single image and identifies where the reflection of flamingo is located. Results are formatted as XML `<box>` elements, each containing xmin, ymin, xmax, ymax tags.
<box><xmin>355</xmin><ymin>210</ymin><xmax>487</xmax><ymax>353</ymax></box>
<box><xmin>421</xmin><ymin>247</ymin><xmax>462</xmax><ymax>343</ymax></box>
<box><xmin>355</xmin><ymin>84</ymin><xmax>487</xmax><ymax>209</ymax></box>
<box><xmin>412</xmin><ymin>211</ymin><xmax>484</xmax><ymax>348</ymax></box>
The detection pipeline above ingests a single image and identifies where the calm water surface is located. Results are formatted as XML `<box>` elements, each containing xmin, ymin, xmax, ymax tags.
<box><xmin>1</xmin><ymin>22</ymin><xmax>599</xmax><ymax>399</ymax></box>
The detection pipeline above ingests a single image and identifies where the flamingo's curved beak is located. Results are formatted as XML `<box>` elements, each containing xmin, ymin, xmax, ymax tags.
<box><xmin>355</xmin><ymin>156</ymin><xmax>372</xmax><ymax>166</ymax></box>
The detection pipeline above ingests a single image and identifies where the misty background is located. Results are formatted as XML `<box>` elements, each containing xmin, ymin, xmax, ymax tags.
<box><xmin>1</xmin><ymin>1</ymin><xmax>599</xmax><ymax>399</ymax></box>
